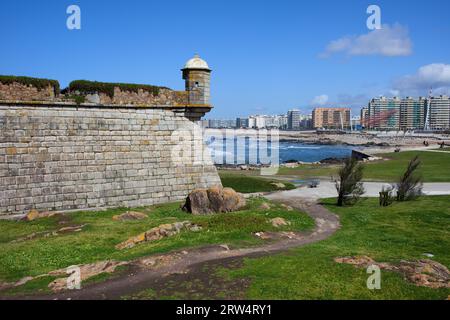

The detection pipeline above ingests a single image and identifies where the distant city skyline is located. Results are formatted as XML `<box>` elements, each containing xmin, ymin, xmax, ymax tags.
<box><xmin>205</xmin><ymin>93</ymin><xmax>450</xmax><ymax>131</ymax></box>
<box><xmin>1</xmin><ymin>0</ymin><xmax>450</xmax><ymax>118</ymax></box>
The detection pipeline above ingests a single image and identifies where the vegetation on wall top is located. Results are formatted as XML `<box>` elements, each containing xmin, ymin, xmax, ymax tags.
<box><xmin>0</xmin><ymin>75</ymin><xmax>60</xmax><ymax>95</ymax></box>
<box><xmin>67</xmin><ymin>80</ymin><xmax>171</xmax><ymax>98</ymax></box>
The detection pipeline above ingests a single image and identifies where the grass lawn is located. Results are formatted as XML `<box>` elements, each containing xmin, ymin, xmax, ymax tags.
<box><xmin>0</xmin><ymin>197</ymin><xmax>314</xmax><ymax>293</ymax></box>
<box><xmin>277</xmin><ymin>163</ymin><xmax>339</xmax><ymax>179</ymax></box>
<box><xmin>219</xmin><ymin>196</ymin><xmax>450</xmax><ymax>300</ymax></box>
<box><xmin>278</xmin><ymin>150</ymin><xmax>450</xmax><ymax>182</ymax></box>
<box><xmin>219</xmin><ymin>171</ymin><xmax>296</xmax><ymax>193</ymax></box>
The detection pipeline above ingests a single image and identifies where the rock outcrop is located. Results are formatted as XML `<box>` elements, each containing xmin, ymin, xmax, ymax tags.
<box><xmin>182</xmin><ymin>187</ymin><xmax>246</xmax><ymax>215</ymax></box>
<box><xmin>21</xmin><ymin>209</ymin><xmax>59</xmax><ymax>222</ymax></box>
<box><xmin>48</xmin><ymin>260</ymin><xmax>127</xmax><ymax>292</ymax></box>
<box><xmin>116</xmin><ymin>221</ymin><xmax>202</xmax><ymax>250</ymax></box>
<box><xmin>270</xmin><ymin>217</ymin><xmax>290</xmax><ymax>228</ymax></box>
<box><xmin>11</xmin><ymin>224</ymin><xmax>86</xmax><ymax>243</ymax></box>
<box><xmin>334</xmin><ymin>256</ymin><xmax>450</xmax><ymax>289</ymax></box>
<box><xmin>112</xmin><ymin>211</ymin><xmax>148</xmax><ymax>221</ymax></box>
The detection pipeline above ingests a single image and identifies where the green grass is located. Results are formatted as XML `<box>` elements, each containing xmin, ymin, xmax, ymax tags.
<box><xmin>278</xmin><ymin>150</ymin><xmax>450</xmax><ymax>182</ymax></box>
<box><xmin>0</xmin><ymin>198</ymin><xmax>314</xmax><ymax>289</ymax></box>
<box><xmin>219</xmin><ymin>171</ymin><xmax>296</xmax><ymax>193</ymax></box>
<box><xmin>221</xmin><ymin>196</ymin><xmax>450</xmax><ymax>300</ymax></box>
<box><xmin>277</xmin><ymin>164</ymin><xmax>339</xmax><ymax>179</ymax></box>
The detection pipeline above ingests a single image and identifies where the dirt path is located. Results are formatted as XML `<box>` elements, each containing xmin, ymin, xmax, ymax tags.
<box><xmin>11</xmin><ymin>196</ymin><xmax>340</xmax><ymax>300</ymax></box>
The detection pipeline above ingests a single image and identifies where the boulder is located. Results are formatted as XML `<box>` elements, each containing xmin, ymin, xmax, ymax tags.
<box><xmin>22</xmin><ymin>209</ymin><xmax>39</xmax><ymax>222</ymax></box>
<box><xmin>112</xmin><ymin>211</ymin><xmax>147</xmax><ymax>221</ymax></box>
<box><xmin>183</xmin><ymin>187</ymin><xmax>246</xmax><ymax>215</ymax></box>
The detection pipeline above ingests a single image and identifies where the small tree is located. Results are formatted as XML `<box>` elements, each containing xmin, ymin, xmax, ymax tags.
<box><xmin>335</xmin><ymin>157</ymin><xmax>365</xmax><ymax>206</ymax></box>
<box><xmin>396</xmin><ymin>156</ymin><xmax>423</xmax><ymax>201</ymax></box>
<box><xmin>379</xmin><ymin>185</ymin><xmax>394</xmax><ymax>207</ymax></box>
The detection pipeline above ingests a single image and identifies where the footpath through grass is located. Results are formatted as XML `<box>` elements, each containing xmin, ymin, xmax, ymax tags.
<box><xmin>278</xmin><ymin>150</ymin><xmax>450</xmax><ymax>182</ymax></box>
<box><xmin>220</xmin><ymin>196</ymin><xmax>450</xmax><ymax>300</ymax></box>
<box><xmin>0</xmin><ymin>198</ymin><xmax>314</xmax><ymax>289</ymax></box>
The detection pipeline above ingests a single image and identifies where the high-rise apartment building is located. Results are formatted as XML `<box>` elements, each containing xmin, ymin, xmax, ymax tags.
<box><xmin>366</xmin><ymin>95</ymin><xmax>450</xmax><ymax>130</ymax></box>
<box><xmin>367</xmin><ymin>97</ymin><xmax>401</xmax><ymax>130</ymax></box>
<box><xmin>428</xmin><ymin>95</ymin><xmax>450</xmax><ymax>130</ymax></box>
<box><xmin>312</xmin><ymin>107</ymin><xmax>351</xmax><ymax>129</ymax></box>
<box><xmin>287</xmin><ymin>109</ymin><xmax>301</xmax><ymax>130</ymax></box>
<box><xmin>236</xmin><ymin>117</ymin><xmax>249</xmax><ymax>128</ymax></box>
<box><xmin>360</xmin><ymin>107</ymin><xmax>368</xmax><ymax>128</ymax></box>
<box><xmin>207</xmin><ymin>119</ymin><xmax>236</xmax><ymax>128</ymax></box>
<box><xmin>400</xmin><ymin>97</ymin><xmax>426</xmax><ymax>130</ymax></box>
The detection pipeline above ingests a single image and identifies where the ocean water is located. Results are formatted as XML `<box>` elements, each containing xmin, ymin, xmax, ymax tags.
<box><xmin>206</xmin><ymin>137</ymin><xmax>358</xmax><ymax>164</ymax></box>
<box><xmin>278</xmin><ymin>142</ymin><xmax>356</xmax><ymax>163</ymax></box>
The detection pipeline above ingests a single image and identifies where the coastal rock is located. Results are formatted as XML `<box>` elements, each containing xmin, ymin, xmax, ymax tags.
<box><xmin>335</xmin><ymin>256</ymin><xmax>450</xmax><ymax>288</ymax></box>
<box><xmin>22</xmin><ymin>209</ymin><xmax>59</xmax><ymax>222</ymax></box>
<box><xmin>334</xmin><ymin>256</ymin><xmax>375</xmax><ymax>266</ymax></box>
<box><xmin>270</xmin><ymin>217</ymin><xmax>290</xmax><ymax>228</ymax></box>
<box><xmin>182</xmin><ymin>187</ymin><xmax>246</xmax><ymax>215</ymax></box>
<box><xmin>397</xmin><ymin>259</ymin><xmax>450</xmax><ymax>289</ymax></box>
<box><xmin>48</xmin><ymin>260</ymin><xmax>127</xmax><ymax>292</ymax></box>
<box><xmin>116</xmin><ymin>233</ymin><xmax>146</xmax><ymax>250</ymax></box>
<box><xmin>10</xmin><ymin>224</ymin><xmax>86</xmax><ymax>243</ymax></box>
<box><xmin>116</xmin><ymin>221</ymin><xmax>202</xmax><ymax>250</ymax></box>
<box><xmin>112</xmin><ymin>211</ymin><xmax>148</xmax><ymax>221</ymax></box>
<box><xmin>22</xmin><ymin>209</ymin><xmax>39</xmax><ymax>221</ymax></box>
<box><xmin>48</xmin><ymin>278</ymin><xmax>67</xmax><ymax>293</ymax></box>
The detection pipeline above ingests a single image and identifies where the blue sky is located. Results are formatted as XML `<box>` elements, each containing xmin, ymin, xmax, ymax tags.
<box><xmin>1</xmin><ymin>0</ymin><xmax>450</xmax><ymax>118</ymax></box>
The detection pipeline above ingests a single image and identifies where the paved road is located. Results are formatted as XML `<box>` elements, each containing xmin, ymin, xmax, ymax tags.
<box><xmin>266</xmin><ymin>182</ymin><xmax>450</xmax><ymax>201</ymax></box>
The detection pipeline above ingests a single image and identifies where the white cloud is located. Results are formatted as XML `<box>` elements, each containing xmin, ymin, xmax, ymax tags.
<box><xmin>389</xmin><ymin>89</ymin><xmax>400</xmax><ymax>97</ymax></box>
<box><xmin>311</xmin><ymin>94</ymin><xmax>329</xmax><ymax>105</ymax></box>
<box><xmin>393</xmin><ymin>63</ymin><xmax>450</xmax><ymax>96</ymax></box>
<box><xmin>321</xmin><ymin>24</ymin><xmax>412</xmax><ymax>57</ymax></box>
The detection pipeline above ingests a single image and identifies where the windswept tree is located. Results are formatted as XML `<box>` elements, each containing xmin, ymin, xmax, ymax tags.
<box><xmin>396</xmin><ymin>156</ymin><xmax>423</xmax><ymax>201</ymax></box>
<box><xmin>335</xmin><ymin>158</ymin><xmax>365</xmax><ymax>206</ymax></box>
<box><xmin>379</xmin><ymin>184</ymin><xmax>394</xmax><ymax>207</ymax></box>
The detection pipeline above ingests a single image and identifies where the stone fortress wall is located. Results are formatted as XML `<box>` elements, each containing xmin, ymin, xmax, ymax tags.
<box><xmin>0</xmin><ymin>79</ymin><xmax>188</xmax><ymax>106</ymax></box>
<box><xmin>96</xmin><ymin>87</ymin><xmax>189</xmax><ymax>106</ymax></box>
<box><xmin>0</xmin><ymin>55</ymin><xmax>221</xmax><ymax>216</ymax></box>
<box><xmin>0</xmin><ymin>104</ymin><xmax>221</xmax><ymax>216</ymax></box>
<box><xmin>0</xmin><ymin>82</ymin><xmax>56</xmax><ymax>102</ymax></box>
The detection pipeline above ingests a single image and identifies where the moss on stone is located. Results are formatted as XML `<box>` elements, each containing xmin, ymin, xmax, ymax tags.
<box><xmin>67</xmin><ymin>80</ymin><xmax>171</xmax><ymax>98</ymax></box>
